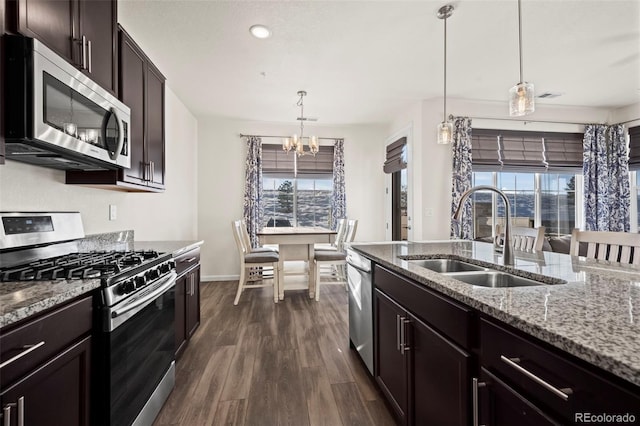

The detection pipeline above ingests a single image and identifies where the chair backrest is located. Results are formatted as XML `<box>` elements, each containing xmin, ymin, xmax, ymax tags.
<box><xmin>240</xmin><ymin>219</ymin><xmax>253</xmax><ymax>250</ymax></box>
<box><xmin>496</xmin><ymin>225</ymin><xmax>545</xmax><ymax>252</ymax></box>
<box><xmin>570</xmin><ymin>229</ymin><xmax>640</xmax><ymax>264</ymax></box>
<box><xmin>231</xmin><ymin>220</ymin><xmax>249</xmax><ymax>256</ymax></box>
<box><xmin>345</xmin><ymin>219</ymin><xmax>358</xmax><ymax>244</ymax></box>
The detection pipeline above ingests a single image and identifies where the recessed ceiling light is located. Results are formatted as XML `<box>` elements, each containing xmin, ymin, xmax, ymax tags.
<box><xmin>250</xmin><ymin>25</ymin><xmax>271</xmax><ymax>39</ymax></box>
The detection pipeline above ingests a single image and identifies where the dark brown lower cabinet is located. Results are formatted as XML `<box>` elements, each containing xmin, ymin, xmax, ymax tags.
<box><xmin>477</xmin><ymin>368</ymin><xmax>560</xmax><ymax>426</ymax></box>
<box><xmin>375</xmin><ymin>289</ymin><xmax>408</xmax><ymax>424</ymax></box>
<box><xmin>0</xmin><ymin>336</ymin><xmax>91</xmax><ymax>426</ymax></box>
<box><xmin>374</xmin><ymin>288</ymin><xmax>470</xmax><ymax>426</ymax></box>
<box><xmin>175</xmin><ymin>246</ymin><xmax>201</xmax><ymax>359</ymax></box>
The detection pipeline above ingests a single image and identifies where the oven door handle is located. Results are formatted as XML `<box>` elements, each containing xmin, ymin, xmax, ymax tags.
<box><xmin>110</xmin><ymin>272</ymin><xmax>176</xmax><ymax>322</ymax></box>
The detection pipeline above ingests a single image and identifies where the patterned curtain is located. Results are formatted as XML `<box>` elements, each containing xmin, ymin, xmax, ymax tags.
<box><xmin>583</xmin><ymin>124</ymin><xmax>630</xmax><ymax>231</ymax></box>
<box><xmin>450</xmin><ymin>117</ymin><xmax>473</xmax><ymax>239</ymax></box>
<box><xmin>607</xmin><ymin>125</ymin><xmax>630</xmax><ymax>232</ymax></box>
<box><xmin>330</xmin><ymin>139</ymin><xmax>347</xmax><ymax>230</ymax></box>
<box><xmin>243</xmin><ymin>136</ymin><xmax>263</xmax><ymax>247</ymax></box>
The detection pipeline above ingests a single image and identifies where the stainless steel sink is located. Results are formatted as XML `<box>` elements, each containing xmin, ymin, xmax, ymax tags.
<box><xmin>408</xmin><ymin>258</ymin><xmax>488</xmax><ymax>273</ymax></box>
<box><xmin>444</xmin><ymin>271</ymin><xmax>549</xmax><ymax>288</ymax></box>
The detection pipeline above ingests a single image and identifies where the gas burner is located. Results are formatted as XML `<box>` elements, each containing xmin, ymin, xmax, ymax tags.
<box><xmin>0</xmin><ymin>250</ymin><xmax>164</xmax><ymax>283</ymax></box>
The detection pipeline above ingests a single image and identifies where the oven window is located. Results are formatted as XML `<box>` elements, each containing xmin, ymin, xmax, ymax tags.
<box><xmin>107</xmin><ymin>287</ymin><xmax>175</xmax><ymax>426</ymax></box>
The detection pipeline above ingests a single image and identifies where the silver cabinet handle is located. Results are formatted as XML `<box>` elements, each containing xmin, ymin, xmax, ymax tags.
<box><xmin>87</xmin><ymin>39</ymin><xmax>92</xmax><ymax>73</ymax></box>
<box><xmin>185</xmin><ymin>256</ymin><xmax>197</xmax><ymax>263</ymax></box>
<box><xmin>500</xmin><ymin>356</ymin><xmax>573</xmax><ymax>401</ymax></box>
<box><xmin>17</xmin><ymin>397</ymin><xmax>24</xmax><ymax>426</ymax></box>
<box><xmin>400</xmin><ymin>318</ymin><xmax>410</xmax><ymax>354</ymax></box>
<box><xmin>0</xmin><ymin>341</ymin><xmax>45</xmax><ymax>369</ymax></box>
<box><xmin>82</xmin><ymin>35</ymin><xmax>87</xmax><ymax>70</ymax></box>
<box><xmin>396</xmin><ymin>315</ymin><xmax>401</xmax><ymax>351</ymax></box>
<box><xmin>3</xmin><ymin>405</ymin><xmax>10</xmax><ymax>426</ymax></box>
<box><xmin>472</xmin><ymin>378</ymin><xmax>486</xmax><ymax>426</ymax></box>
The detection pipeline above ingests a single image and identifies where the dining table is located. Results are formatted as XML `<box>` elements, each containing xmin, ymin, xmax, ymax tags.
<box><xmin>257</xmin><ymin>226</ymin><xmax>336</xmax><ymax>299</ymax></box>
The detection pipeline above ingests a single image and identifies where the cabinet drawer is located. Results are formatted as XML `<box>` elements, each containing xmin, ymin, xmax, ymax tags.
<box><xmin>0</xmin><ymin>295</ymin><xmax>93</xmax><ymax>389</ymax></box>
<box><xmin>175</xmin><ymin>246</ymin><xmax>200</xmax><ymax>276</ymax></box>
<box><xmin>374</xmin><ymin>265</ymin><xmax>473</xmax><ymax>350</ymax></box>
<box><xmin>480</xmin><ymin>318</ymin><xmax>640</xmax><ymax>422</ymax></box>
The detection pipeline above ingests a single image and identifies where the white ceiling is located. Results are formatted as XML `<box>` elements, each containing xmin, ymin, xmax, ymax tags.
<box><xmin>118</xmin><ymin>0</ymin><xmax>640</xmax><ymax>125</ymax></box>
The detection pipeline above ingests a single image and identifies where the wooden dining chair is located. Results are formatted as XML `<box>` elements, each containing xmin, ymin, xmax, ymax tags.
<box><xmin>315</xmin><ymin>218</ymin><xmax>347</xmax><ymax>251</ymax></box>
<box><xmin>496</xmin><ymin>225</ymin><xmax>546</xmax><ymax>252</ymax></box>
<box><xmin>312</xmin><ymin>219</ymin><xmax>358</xmax><ymax>300</ymax></box>
<box><xmin>231</xmin><ymin>220</ymin><xmax>280</xmax><ymax>305</ymax></box>
<box><xmin>570</xmin><ymin>229</ymin><xmax>640</xmax><ymax>264</ymax></box>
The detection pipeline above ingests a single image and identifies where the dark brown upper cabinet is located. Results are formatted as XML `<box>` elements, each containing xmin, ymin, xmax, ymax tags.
<box><xmin>1</xmin><ymin>1</ymin><xmax>6</xmax><ymax>165</ymax></box>
<box><xmin>8</xmin><ymin>0</ymin><xmax>118</xmax><ymax>95</ymax></box>
<box><xmin>119</xmin><ymin>26</ymin><xmax>165</xmax><ymax>189</ymax></box>
<box><xmin>66</xmin><ymin>25</ymin><xmax>166</xmax><ymax>192</ymax></box>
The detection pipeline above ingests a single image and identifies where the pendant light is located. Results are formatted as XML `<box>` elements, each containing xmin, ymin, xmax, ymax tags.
<box><xmin>509</xmin><ymin>0</ymin><xmax>535</xmax><ymax>116</ymax></box>
<box><xmin>436</xmin><ymin>4</ymin><xmax>454</xmax><ymax>145</ymax></box>
<box><xmin>282</xmin><ymin>91</ymin><xmax>319</xmax><ymax>156</ymax></box>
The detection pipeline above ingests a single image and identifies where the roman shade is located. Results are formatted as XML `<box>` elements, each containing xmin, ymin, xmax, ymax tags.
<box><xmin>383</xmin><ymin>137</ymin><xmax>407</xmax><ymax>174</ymax></box>
<box><xmin>262</xmin><ymin>143</ymin><xmax>333</xmax><ymax>176</ymax></box>
<box><xmin>629</xmin><ymin>126</ymin><xmax>640</xmax><ymax>170</ymax></box>
<box><xmin>471</xmin><ymin>129</ymin><xmax>583</xmax><ymax>171</ymax></box>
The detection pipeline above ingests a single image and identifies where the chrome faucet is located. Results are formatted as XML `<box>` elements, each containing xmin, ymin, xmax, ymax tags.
<box><xmin>453</xmin><ymin>185</ymin><xmax>514</xmax><ymax>266</ymax></box>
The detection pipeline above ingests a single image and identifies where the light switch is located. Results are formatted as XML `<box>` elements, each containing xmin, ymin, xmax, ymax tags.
<box><xmin>109</xmin><ymin>204</ymin><xmax>117</xmax><ymax>221</ymax></box>
<box><xmin>425</xmin><ymin>208</ymin><xmax>434</xmax><ymax>217</ymax></box>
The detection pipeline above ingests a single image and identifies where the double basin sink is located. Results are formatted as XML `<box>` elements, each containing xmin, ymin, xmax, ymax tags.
<box><xmin>408</xmin><ymin>258</ymin><xmax>565</xmax><ymax>288</ymax></box>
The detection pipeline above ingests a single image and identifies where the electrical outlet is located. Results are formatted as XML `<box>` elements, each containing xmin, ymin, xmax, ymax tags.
<box><xmin>109</xmin><ymin>204</ymin><xmax>117</xmax><ymax>221</ymax></box>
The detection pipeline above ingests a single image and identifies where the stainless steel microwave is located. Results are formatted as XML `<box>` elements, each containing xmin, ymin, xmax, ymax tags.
<box><xmin>4</xmin><ymin>35</ymin><xmax>131</xmax><ymax>170</ymax></box>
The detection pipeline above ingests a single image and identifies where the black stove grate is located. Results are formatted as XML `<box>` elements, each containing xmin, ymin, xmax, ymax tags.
<box><xmin>0</xmin><ymin>250</ymin><xmax>162</xmax><ymax>282</ymax></box>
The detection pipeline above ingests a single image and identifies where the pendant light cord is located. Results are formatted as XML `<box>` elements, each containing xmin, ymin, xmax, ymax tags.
<box><xmin>518</xmin><ymin>0</ymin><xmax>524</xmax><ymax>83</ymax></box>
<box><xmin>443</xmin><ymin>15</ymin><xmax>447</xmax><ymax>120</ymax></box>
<box><xmin>297</xmin><ymin>92</ymin><xmax>304</xmax><ymax>140</ymax></box>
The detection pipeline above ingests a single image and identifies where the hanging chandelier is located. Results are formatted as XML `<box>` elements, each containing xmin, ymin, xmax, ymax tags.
<box><xmin>282</xmin><ymin>90</ymin><xmax>319</xmax><ymax>156</ymax></box>
<box><xmin>509</xmin><ymin>0</ymin><xmax>535</xmax><ymax>116</ymax></box>
<box><xmin>436</xmin><ymin>4</ymin><xmax>454</xmax><ymax>145</ymax></box>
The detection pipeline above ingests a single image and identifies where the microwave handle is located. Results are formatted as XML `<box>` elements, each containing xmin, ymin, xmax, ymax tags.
<box><xmin>106</xmin><ymin>107</ymin><xmax>125</xmax><ymax>161</ymax></box>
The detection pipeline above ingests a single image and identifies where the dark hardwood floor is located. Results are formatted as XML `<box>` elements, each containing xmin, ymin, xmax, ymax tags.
<box><xmin>153</xmin><ymin>280</ymin><xmax>396</xmax><ymax>426</ymax></box>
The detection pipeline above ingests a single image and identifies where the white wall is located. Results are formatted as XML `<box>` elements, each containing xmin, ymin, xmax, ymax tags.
<box><xmin>197</xmin><ymin>117</ymin><xmax>387</xmax><ymax>280</ymax></box>
<box><xmin>0</xmin><ymin>86</ymin><xmax>199</xmax><ymax>241</ymax></box>
<box><xmin>385</xmin><ymin>98</ymin><xmax>612</xmax><ymax>241</ymax></box>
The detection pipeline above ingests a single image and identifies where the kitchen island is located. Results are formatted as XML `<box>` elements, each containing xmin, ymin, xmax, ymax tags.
<box><xmin>350</xmin><ymin>240</ymin><xmax>640</xmax><ymax>425</ymax></box>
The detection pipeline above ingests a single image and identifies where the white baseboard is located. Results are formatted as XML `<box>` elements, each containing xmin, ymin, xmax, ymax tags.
<box><xmin>201</xmin><ymin>274</ymin><xmax>239</xmax><ymax>282</ymax></box>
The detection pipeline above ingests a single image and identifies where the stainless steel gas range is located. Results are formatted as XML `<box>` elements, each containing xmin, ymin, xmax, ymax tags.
<box><xmin>0</xmin><ymin>212</ymin><xmax>176</xmax><ymax>426</ymax></box>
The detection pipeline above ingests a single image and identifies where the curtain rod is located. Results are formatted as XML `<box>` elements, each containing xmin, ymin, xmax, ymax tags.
<box><xmin>239</xmin><ymin>133</ymin><xmax>342</xmax><ymax>141</ymax></box>
<box><xmin>463</xmin><ymin>115</ymin><xmax>640</xmax><ymax>126</ymax></box>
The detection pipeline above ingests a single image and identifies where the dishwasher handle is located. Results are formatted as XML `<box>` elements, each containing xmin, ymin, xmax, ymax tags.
<box><xmin>347</xmin><ymin>259</ymin><xmax>371</xmax><ymax>273</ymax></box>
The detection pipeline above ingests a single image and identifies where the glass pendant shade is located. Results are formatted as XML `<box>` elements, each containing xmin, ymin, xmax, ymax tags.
<box><xmin>282</xmin><ymin>137</ymin><xmax>292</xmax><ymax>151</ymax></box>
<box><xmin>509</xmin><ymin>82</ymin><xmax>535</xmax><ymax>117</ymax></box>
<box><xmin>309</xmin><ymin>136</ymin><xmax>319</xmax><ymax>154</ymax></box>
<box><xmin>437</xmin><ymin>121</ymin><xmax>454</xmax><ymax>145</ymax></box>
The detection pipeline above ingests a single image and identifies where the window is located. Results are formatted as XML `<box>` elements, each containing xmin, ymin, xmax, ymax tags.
<box><xmin>262</xmin><ymin>144</ymin><xmax>333</xmax><ymax>227</ymax></box>
<box><xmin>471</xmin><ymin>171</ymin><xmax>579</xmax><ymax>239</ymax></box>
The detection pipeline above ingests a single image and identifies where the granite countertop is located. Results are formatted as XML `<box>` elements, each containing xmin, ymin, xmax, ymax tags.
<box><xmin>0</xmin><ymin>239</ymin><xmax>204</xmax><ymax>329</ymax></box>
<box><xmin>350</xmin><ymin>240</ymin><xmax>640</xmax><ymax>387</ymax></box>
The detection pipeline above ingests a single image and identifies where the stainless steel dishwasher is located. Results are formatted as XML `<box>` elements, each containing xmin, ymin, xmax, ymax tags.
<box><xmin>347</xmin><ymin>248</ymin><xmax>373</xmax><ymax>375</ymax></box>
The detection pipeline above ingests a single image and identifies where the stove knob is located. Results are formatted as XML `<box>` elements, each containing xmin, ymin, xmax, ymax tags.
<box><xmin>146</xmin><ymin>269</ymin><xmax>160</xmax><ymax>280</ymax></box>
<box><xmin>135</xmin><ymin>276</ymin><xmax>147</xmax><ymax>288</ymax></box>
<box><xmin>159</xmin><ymin>263</ymin><xmax>172</xmax><ymax>274</ymax></box>
<box><xmin>118</xmin><ymin>279</ymin><xmax>135</xmax><ymax>294</ymax></box>
<box><xmin>168</xmin><ymin>260</ymin><xmax>176</xmax><ymax>270</ymax></box>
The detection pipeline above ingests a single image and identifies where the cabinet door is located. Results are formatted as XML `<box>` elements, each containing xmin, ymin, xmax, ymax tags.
<box><xmin>374</xmin><ymin>289</ymin><xmax>408</xmax><ymax>425</ymax></box>
<box><xmin>145</xmin><ymin>61</ymin><xmax>165</xmax><ymax>189</ymax></box>
<box><xmin>477</xmin><ymin>368</ymin><xmax>560</xmax><ymax>426</ymax></box>
<box><xmin>78</xmin><ymin>0</ymin><xmax>116</xmax><ymax>94</ymax></box>
<box><xmin>0</xmin><ymin>336</ymin><xmax>91</xmax><ymax>426</ymax></box>
<box><xmin>15</xmin><ymin>0</ymin><xmax>77</xmax><ymax>65</ymax></box>
<box><xmin>409</xmin><ymin>313</ymin><xmax>471</xmax><ymax>426</ymax></box>
<box><xmin>175</xmin><ymin>274</ymin><xmax>187</xmax><ymax>359</ymax></box>
<box><xmin>118</xmin><ymin>29</ymin><xmax>146</xmax><ymax>185</ymax></box>
<box><xmin>186</xmin><ymin>267</ymin><xmax>201</xmax><ymax>338</ymax></box>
